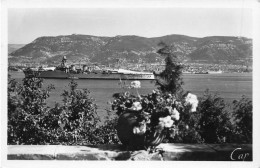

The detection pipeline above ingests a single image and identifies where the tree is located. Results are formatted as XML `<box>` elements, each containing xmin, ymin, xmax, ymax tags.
<box><xmin>155</xmin><ymin>42</ymin><xmax>184</xmax><ymax>96</ymax></box>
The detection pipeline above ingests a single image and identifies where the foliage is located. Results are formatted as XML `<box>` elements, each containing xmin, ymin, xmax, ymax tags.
<box><xmin>8</xmin><ymin>76</ymin><xmax>55</xmax><ymax>144</ymax></box>
<box><xmin>196</xmin><ymin>91</ymin><xmax>234</xmax><ymax>143</ymax></box>
<box><xmin>8</xmin><ymin>75</ymin><xmax>119</xmax><ymax>145</ymax></box>
<box><xmin>231</xmin><ymin>96</ymin><xmax>252</xmax><ymax>143</ymax></box>
<box><xmin>45</xmin><ymin>80</ymin><xmax>101</xmax><ymax>145</ymax></box>
<box><xmin>111</xmin><ymin>85</ymin><xmax>199</xmax><ymax>148</ymax></box>
<box><xmin>165</xmin><ymin>91</ymin><xmax>253</xmax><ymax>144</ymax></box>
<box><xmin>93</xmin><ymin>110</ymin><xmax>120</xmax><ymax>144</ymax></box>
<box><xmin>170</xmin><ymin>107</ymin><xmax>204</xmax><ymax>143</ymax></box>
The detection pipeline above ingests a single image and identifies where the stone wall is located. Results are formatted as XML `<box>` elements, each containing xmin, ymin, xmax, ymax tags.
<box><xmin>7</xmin><ymin>143</ymin><xmax>252</xmax><ymax>161</ymax></box>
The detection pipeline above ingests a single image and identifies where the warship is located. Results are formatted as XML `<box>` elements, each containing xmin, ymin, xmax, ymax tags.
<box><xmin>23</xmin><ymin>56</ymin><xmax>155</xmax><ymax>80</ymax></box>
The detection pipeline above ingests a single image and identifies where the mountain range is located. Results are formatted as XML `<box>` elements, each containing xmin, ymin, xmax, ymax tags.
<box><xmin>8</xmin><ymin>34</ymin><xmax>252</xmax><ymax>65</ymax></box>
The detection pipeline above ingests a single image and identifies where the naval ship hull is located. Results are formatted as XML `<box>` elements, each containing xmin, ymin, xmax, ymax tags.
<box><xmin>24</xmin><ymin>70</ymin><xmax>155</xmax><ymax>80</ymax></box>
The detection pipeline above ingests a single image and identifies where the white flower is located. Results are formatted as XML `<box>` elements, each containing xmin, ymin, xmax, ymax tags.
<box><xmin>133</xmin><ymin>127</ymin><xmax>140</xmax><ymax>134</ymax></box>
<box><xmin>131</xmin><ymin>101</ymin><xmax>142</xmax><ymax>111</ymax></box>
<box><xmin>133</xmin><ymin>124</ymin><xmax>146</xmax><ymax>135</ymax></box>
<box><xmin>185</xmin><ymin>93</ymin><xmax>199</xmax><ymax>112</ymax></box>
<box><xmin>171</xmin><ymin>108</ymin><xmax>180</xmax><ymax>120</ymax></box>
<box><xmin>130</xmin><ymin>81</ymin><xmax>141</xmax><ymax>88</ymax></box>
<box><xmin>164</xmin><ymin>118</ymin><xmax>174</xmax><ymax>128</ymax></box>
<box><xmin>159</xmin><ymin>116</ymin><xmax>174</xmax><ymax>128</ymax></box>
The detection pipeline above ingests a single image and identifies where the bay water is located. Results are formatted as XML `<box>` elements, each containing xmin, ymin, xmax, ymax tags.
<box><xmin>9</xmin><ymin>72</ymin><xmax>252</xmax><ymax>120</ymax></box>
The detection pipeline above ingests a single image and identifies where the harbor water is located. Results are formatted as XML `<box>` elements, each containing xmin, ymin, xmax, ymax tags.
<box><xmin>9</xmin><ymin>72</ymin><xmax>252</xmax><ymax>120</ymax></box>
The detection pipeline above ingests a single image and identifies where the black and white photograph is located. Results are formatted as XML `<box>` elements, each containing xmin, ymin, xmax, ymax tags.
<box><xmin>1</xmin><ymin>0</ymin><xmax>260</xmax><ymax>167</ymax></box>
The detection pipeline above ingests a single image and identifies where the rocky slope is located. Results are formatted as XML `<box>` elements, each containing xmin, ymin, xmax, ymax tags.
<box><xmin>9</xmin><ymin>34</ymin><xmax>252</xmax><ymax>65</ymax></box>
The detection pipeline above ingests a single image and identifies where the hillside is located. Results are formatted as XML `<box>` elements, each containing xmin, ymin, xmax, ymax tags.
<box><xmin>9</xmin><ymin>34</ymin><xmax>252</xmax><ymax>65</ymax></box>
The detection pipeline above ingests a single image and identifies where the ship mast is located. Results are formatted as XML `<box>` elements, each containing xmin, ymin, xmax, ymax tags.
<box><xmin>61</xmin><ymin>56</ymin><xmax>67</xmax><ymax>68</ymax></box>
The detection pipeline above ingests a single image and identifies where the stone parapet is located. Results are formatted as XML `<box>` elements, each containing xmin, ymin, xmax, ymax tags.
<box><xmin>7</xmin><ymin>143</ymin><xmax>252</xmax><ymax>161</ymax></box>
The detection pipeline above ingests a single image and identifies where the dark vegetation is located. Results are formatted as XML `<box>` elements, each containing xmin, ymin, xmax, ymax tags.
<box><xmin>8</xmin><ymin>42</ymin><xmax>252</xmax><ymax>145</ymax></box>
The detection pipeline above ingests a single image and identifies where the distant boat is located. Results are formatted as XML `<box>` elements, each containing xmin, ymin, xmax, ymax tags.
<box><xmin>23</xmin><ymin>56</ymin><xmax>155</xmax><ymax>80</ymax></box>
<box><xmin>208</xmin><ymin>70</ymin><xmax>223</xmax><ymax>74</ymax></box>
<box><xmin>194</xmin><ymin>71</ymin><xmax>208</xmax><ymax>74</ymax></box>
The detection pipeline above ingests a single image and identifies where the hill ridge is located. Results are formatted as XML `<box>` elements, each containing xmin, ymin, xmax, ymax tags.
<box><xmin>9</xmin><ymin>34</ymin><xmax>252</xmax><ymax>65</ymax></box>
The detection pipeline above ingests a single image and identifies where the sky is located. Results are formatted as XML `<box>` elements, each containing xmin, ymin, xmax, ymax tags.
<box><xmin>8</xmin><ymin>8</ymin><xmax>253</xmax><ymax>44</ymax></box>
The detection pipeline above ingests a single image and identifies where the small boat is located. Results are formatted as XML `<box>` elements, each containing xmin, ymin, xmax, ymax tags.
<box><xmin>208</xmin><ymin>70</ymin><xmax>223</xmax><ymax>74</ymax></box>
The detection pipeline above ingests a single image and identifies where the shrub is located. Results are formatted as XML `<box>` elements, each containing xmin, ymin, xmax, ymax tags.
<box><xmin>52</xmin><ymin>80</ymin><xmax>100</xmax><ymax>145</ymax></box>
<box><xmin>170</xmin><ymin>91</ymin><xmax>251</xmax><ymax>144</ymax></box>
<box><xmin>50</xmin><ymin>79</ymin><xmax>120</xmax><ymax>145</ymax></box>
<box><xmin>196</xmin><ymin>90</ymin><xmax>234</xmax><ymax>143</ymax></box>
<box><xmin>231</xmin><ymin>96</ymin><xmax>252</xmax><ymax>143</ymax></box>
<box><xmin>8</xmin><ymin>75</ymin><xmax>119</xmax><ymax>145</ymax></box>
<box><xmin>93</xmin><ymin>110</ymin><xmax>120</xmax><ymax>145</ymax></box>
<box><xmin>8</xmin><ymin>76</ymin><xmax>55</xmax><ymax>144</ymax></box>
<box><xmin>170</xmin><ymin>108</ymin><xmax>204</xmax><ymax>143</ymax></box>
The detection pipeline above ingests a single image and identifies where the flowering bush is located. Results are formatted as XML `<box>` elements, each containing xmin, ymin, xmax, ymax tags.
<box><xmin>112</xmin><ymin>86</ymin><xmax>199</xmax><ymax>144</ymax></box>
